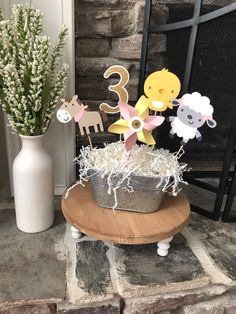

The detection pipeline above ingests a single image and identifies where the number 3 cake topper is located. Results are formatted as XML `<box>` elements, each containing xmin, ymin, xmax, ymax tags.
<box><xmin>99</xmin><ymin>65</ymin><xmax>130</xmax><ymax>114</ymax></box>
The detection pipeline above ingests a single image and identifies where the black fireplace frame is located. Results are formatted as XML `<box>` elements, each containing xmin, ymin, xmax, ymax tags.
<box><xmin>138</xmin><ymin>0</ymin><xmax>236</xmax><ymax>221</ymax></box>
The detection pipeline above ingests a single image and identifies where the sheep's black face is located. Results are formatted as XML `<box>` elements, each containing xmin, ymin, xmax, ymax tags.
<box><xmin>177</xmin><ymin>106</ymin><xmax>205</xmax><ymax>128</ymax></box>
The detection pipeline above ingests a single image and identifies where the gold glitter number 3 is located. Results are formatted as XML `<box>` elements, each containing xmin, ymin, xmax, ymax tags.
<box><xmin>99</xmin><ymin>65</ymin><xmax>130</xmax><ymax>114</ymax></box>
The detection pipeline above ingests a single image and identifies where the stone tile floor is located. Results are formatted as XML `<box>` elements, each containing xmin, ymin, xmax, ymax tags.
<box><xmin>0</xmin><ymin>209</ymin><xmax>66</xmax><ymax>309</ymax></box>
<box><xmin>0</xmin><ymin>179</ymin><xmax>236</xmax><ymax>313</ymax></box>
<box><xmin>0</xmin><ymin>206</ymin><xmax>236</xmax><ymax>313</ymax></box>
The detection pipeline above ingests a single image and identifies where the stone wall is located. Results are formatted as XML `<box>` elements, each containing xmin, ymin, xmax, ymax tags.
<box><xmin>75</xmin><ymin>0</ymin><xmax>168</xmax><ymax>107</ymax></box>
<box><xmin>74</xmin><ymin>0</ymin><xmax>168</xmax><ymax>146</ymax></box>
<box><xmin>74</xmin><ymin>0</ymin><xmax>230</xmax><ymax>108</ymax></box>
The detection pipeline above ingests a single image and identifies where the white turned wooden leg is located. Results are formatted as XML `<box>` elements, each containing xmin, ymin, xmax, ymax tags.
<box><xmin>157</xmin><ymin>236</ymin><xmax>173</xmax><ymax>256</ymax></box>
<box><xmin>71</xmin><ymin>226</ymin><xmax>83</xmax><ymax>239</ymax></box>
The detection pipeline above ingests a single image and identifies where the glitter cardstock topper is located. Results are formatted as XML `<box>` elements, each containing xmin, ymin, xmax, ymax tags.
<box><xmin>100</xmin><ymin>65</ymin><xmax>130</xmax><ymax>114</ymax></box>
<box><xmin>108</xmin><ymin>101</ymin><xmax>165</xmax><ymax>152</ymax></box>
<box><xmin>168</xmin><ymin>92</ymin><xmax>217</xmax><ymax>145</ymax></box>
<box><xmin>57</xmin><ymin>95</ymin><xmax>104</xmax><ymax>147</ymax></box>
<box><xmin>135</xmin><ymin>68</ymin><xmax>181</xmax><ymax>116</ymax></box>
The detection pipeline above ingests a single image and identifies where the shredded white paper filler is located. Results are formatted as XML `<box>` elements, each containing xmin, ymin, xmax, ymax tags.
<box><xmin>65</xmin><ymin>142</ymin><xmax>188</xmax><ymax>204</ymax></box>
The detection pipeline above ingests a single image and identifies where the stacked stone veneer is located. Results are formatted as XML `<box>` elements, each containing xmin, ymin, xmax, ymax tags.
<box><xmin>75</xmin><ymin>0</ymin><xmax>168</xmax><ymax>108</ymax></box>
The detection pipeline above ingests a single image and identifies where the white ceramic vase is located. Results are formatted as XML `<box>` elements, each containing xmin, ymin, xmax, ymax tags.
<box><xmin>13</xmin><ymin>134</ymin><xmax>54</xmax><ymax>233</ymax></box>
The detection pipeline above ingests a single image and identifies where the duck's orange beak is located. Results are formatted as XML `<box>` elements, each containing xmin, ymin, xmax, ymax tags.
<box><xmin>158</xmin><ymin>88</ymin><xmax>164</xmax><ymax>94</ymax></box>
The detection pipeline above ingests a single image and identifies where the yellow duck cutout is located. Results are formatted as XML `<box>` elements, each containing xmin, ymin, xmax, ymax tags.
<box><xmin>135</xmin><ymin>68</ymin><xmax>181</xmax><ymax>116</ymax></box>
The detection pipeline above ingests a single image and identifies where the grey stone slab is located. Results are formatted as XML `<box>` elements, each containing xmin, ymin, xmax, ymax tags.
<box><xmin>111</xmin><ymin>9</ymin><xmax>135</xmax><ymax>37</ymax></box>
<box><xmin>76</xmin><ymin>39</ymin><xmax>109</xmax><ymax>58</ymax></box>
<box><xmin>0</xmin><ymin>303</ymin><xmax>57</xmax><ymax>314</ymax></box>
<box><xmin>117</xmin><ymin>235</ymin><xmax>206</xmax><ymax>286</ymax></box>
<box><xmin>76</xmin><ymin>10</ymin><xmax>112</xmax><ymax>38</ymax></box>
<box><xmin>58</xmin><ymin>304</ymin><xmax>120</xmax><ymax>314</ymax></box>
<box><xmin>113</xmin><ymin>234</ymin><xmax>209</xmax><ymax>296</ymax></box>
<box><xmin>0</xmin><ymin>209</ymin><xmax>66</xmax><ymax>306</ymax></box>
<box><xmin>123</xmin><ymin>285</ymin><xmax>227</xmax><ymax>314</ymax></box>
<box><xmin>64</xmin><ymin>228</ymin><xmax>115</xmax><ymax>304</ymax></box>
<box><xmin>177</xmin><ymin>290</ymin><xmax>236</xmax><ymax>314</ymax></box>
<box><xmin>58</xmin><ymin>296</ymin><xmax>122</xmax><ymax>314</ymax></box>
<box><xmin>76</xmin><ymin>241</ymin><xmax>111</xmax><ymax>295</ymax></box>
<box><xmin>188</xmin><ymin>213</ymin><xmax>236</xmax><ymax>281</ymax></box>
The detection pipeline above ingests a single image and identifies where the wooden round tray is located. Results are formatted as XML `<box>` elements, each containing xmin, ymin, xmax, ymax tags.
<box><xmin>62</xmin><ymin>183</ymin><xmax>190</xmax><ymax>245</ymax></box>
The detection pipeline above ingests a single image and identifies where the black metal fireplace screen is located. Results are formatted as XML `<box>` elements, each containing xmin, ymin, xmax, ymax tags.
<box><xmin>138</xmin><ymin>0</ymin><xmax>236</xmax><ymax>222</ymax></box>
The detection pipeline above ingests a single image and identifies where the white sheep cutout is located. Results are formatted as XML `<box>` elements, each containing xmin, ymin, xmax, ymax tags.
<box><xmin>168</xmin><ymin>92</ymin><xmax>217</xmax><ymax>145</ymax></box>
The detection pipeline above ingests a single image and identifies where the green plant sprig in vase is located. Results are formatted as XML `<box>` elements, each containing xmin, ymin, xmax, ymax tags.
<box><xmin>0</xmin><ymin>4</ymin><xmax>69</xmax><ymax>136</ymax></box>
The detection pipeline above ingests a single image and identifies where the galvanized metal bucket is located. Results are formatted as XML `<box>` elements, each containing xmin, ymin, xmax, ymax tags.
<box><xmin>89</xmin><ymin>169</ymin><xmax>169</xmax><ymax>213</ymax></box>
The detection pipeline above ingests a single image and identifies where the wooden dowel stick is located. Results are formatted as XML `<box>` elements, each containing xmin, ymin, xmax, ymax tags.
<box><xmin>88</xmin><ymin>135</ymin><xmax>93</xmax><ymax>148</ymax></box>
<box><xmin>176</xmin><ymin>145</ymin><xmax>184</xmax><ymax>159</ymax></box>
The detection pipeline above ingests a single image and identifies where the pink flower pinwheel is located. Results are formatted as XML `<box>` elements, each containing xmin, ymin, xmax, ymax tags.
<box><xmin>108</xmin><ymin>101</ymin><xmax>165</xmax><ymax>151</ymax></box>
